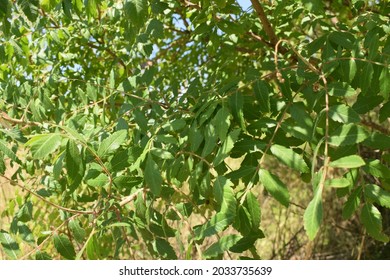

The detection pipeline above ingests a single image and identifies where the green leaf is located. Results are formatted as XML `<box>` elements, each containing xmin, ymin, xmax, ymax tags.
<box><xmin>86</xmin><ymin>0</ymin><xmax>98</xmax><ymax>18</ymax></box>
<box><xmin>17</xmin><ymin>201</ymin><xmax>33</xmax><ymax>222</ymax></box>
<box><xmin>202</xmin><ymin>123</ymin><xmax>217</xmax><ymax>157</ymax></box>
<box><xmin>53</xmin><ymin>233</ymin><xmax>76</xmax><ymax>260</ymax></box>
<box><xmin>329</xmin><ymin>31</ymin><xmax>355</xmax><ymax>49</ymax></box>
<box><xmin>253</xmin><ymin>80</ymin><xmax>270</xmax><ymax>113</ymax></box>
<box><xmin>113</xmin><ymin>176</ymin><xmax>142</xmax><ymax>189</ymax></box>
<box><xmin>213</xmin><ymin>176</ymin><xmax>233</xmax><ymax>206</ymax></box>
<box><xmin>86</xmin><ymin>173</ymin><xmax>109</xmax><ymax>188</ymax></box>
<box><xmin>379</xmin><ymin>101</ymin><xmax>390</xmax><ymax>123</ymax></box>
<box><xmin>244</xmin><ymin>192</ymin><xmax>261</xmax><ymax>230</ymax></box>
<box><xmin>189</xmin><ymin>122</ymin><xmax>203</xmax><ymax>152</ymax></box>
<box><xmin>0</xmin><ymin>154</ymin><xmax>5</xmax><ymax>174</ymax></box>
<box><xmin>97</xmin><ymin>130</ymin><xmax>127</xmax><ymax>158</ymax></box>
<box><xmin>328</xmin><ymin>104</ymin><xmax>360</xmax><ymax>123</ymax></box>
<box><xmin>230</xmin><ymin>230</ymin><xmax>264</xmax><ymax>253</ymax></box>
<box><xmin>144</xmin><ymin>154</ymin><xmax>162</xmax><ymax>196</ymax></box>
<box><xmin>304</xmin><ymin>186</ymin><xmax>323</xmax><ymax>240</ymax></box>
<box><xmin>270</xmin><ymin>144</ymin><xmax>309</xmax><ymax>173</ymax></box>
<box><xmin>162</xmin><ymin>119</ymin><xmax>186</xmax><ymax>132</ymax></box>
<box><xmin>363</xmin><ymin>132</ymin><xmax>390</xmax><ymax>149</ymax></box>
<box><xmin>0</xmin><ymin>128</ymin><xmax>27</xmax><ymax>142</ymax></box>
<box><xmin>40</xmin><ymin>0</ymin><xmax>60</xmax><ymax>12</ymax></box>
<box><xmin>289</xmin><ymin>103</ymin><xmax>314</xmax><ymax>134</ymax></box>
<box><xmin>0</xmin><ymin>139</ymin><xmax>21</xmax><ymax>164</ymax></box>
<box><xmin>364</xmin><ymin>184</ymin><xmax>390</xmax><ymax>208</ymax></box>
<box><xmin>213</xmin><ymin>128</ymin><xmax>240</xmax><ymax>166</ymax></box>
<box><xmin>327</xmin><ymin>82</ymin><xmax>356</xmax><ymax>97</ymax></box>
<box><xmin>342</xmin><ymin>187</ymin><xmax>361</xmax><ymax>220</ymax></box>
<box><xmin>229</xmin><ymin>91</ymin><xmax>246</xmax><ymax>130</ymax></box>
<box><xmin>360</xmin><ymin>203</ymin><xmax>389</xmax><ymax>242</ymax></box>
<box><xmin>60</xmin><ymin>126</ymin><xmax>86</xmax><ymax>144</ymax></box>
<box><xmin>325</xmin><ymin>178</ymin><xmax>350</xmax><ymax>188</ymax></box>
<box><xmin>147</xmin><ymin>19</ymin><xmax>164</xmax><ymax>39</ymax></box>
<box><xmin>150</xmin><ymin>148</ymin><xmax>173</xmax><ymax>159</ymax></box>
<box><xmin>226</xmin><ymin>165</ymin><xmax>257</xmax><ymax>181</ymax></box>
<box><xmin>26</xmin><ymin>134</ymin><xmax>62</xmax><ymax>159</ymax></box>
<box><xmin>35</xmin><ymin>251</ymin><xmax>52</xmax><ymax>260</ymax></box>
<box><xmin>213</xmin><ymin>107</ymin><xmax>231</xmax><ymax>142</ymax></box>
<box><xmin>352</xmin><ymin>95</ymin><xmax>383</xmax><ymax>114</ymax></box>
<box><xmin>154</xmin><ymin>238</ymin><xmax>177</xmax><ymax>260</ymax></box>
<box><xmin>0</xmin><ymin>0</ymin><xmax>9</xmax><ymax>20</ymax></box>
<box><xmin>258</xmin><ymin>169</ymin><xmax>290</xmax><ymax>207</ymax></box>
<box><xmin>329</xmin><ymin>155</ymin><xmax>365</xmax><ymax>168</ymax></box>
<box><xmin>66</xmin><ymin>140</ymin><xmax>85</xmax><ymax>190</ymax></box>
<box><xmin>379</xmin><ymin>67</ymin><xmax>390</xmax><ymax>99</ymax></box>
<box><xmin>68</xmin><ymin>220</ymin><xmax>86</xmax><ymax>243</ymax></box>
<box><xmin>203</xmin><ymin>234</ymin><xmax>241</xmax><ymax>258</ymax></box>
<box><xmin>340</xmin><ymin>58</ymin><xmax>357</xmax><ymax>82</ymax></box>
<box><xmin>360</xmin><ymin>63</ymin><xmax>374</xmax><ymax>94</ymax></box>
<box><xmin>195</xmin><ymin>185</ymin><xmax>236</xmax><ymax>240</ymax></box>
<box><xmin>364</xmin><ymin>160</ymin><xmax>390</xmax><ymax>179</ymax></box>
<box><xmin>328</xmin><ymin>124</ymin><xmax>369</xmax><ymax>146</ymax></box>
<box><xmin>124</xmin><ymin>0</ymin><xmax>148</xmax><ymax>28</ymax></box>
<box><xmin>234</xmin><ymin>206</ymin><xmax>253</xmax><ymax>234</ymax></box>
<box><xmin>86</xmin><ymin>235</ymin><xmax>101</xmax><ymax>260</ymax></box>
<box><xmin>0</xmin><ymin>230</ymin><xmax>20</xmax><ymax>259</ymax></box>
<box><xmin>307</xmin><ymin>35</ymin><xmax>327</xmax><ymax>56</ymax></box>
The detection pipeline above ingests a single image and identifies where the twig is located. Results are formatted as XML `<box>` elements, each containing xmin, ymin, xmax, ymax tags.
<box><xmin>0</xmin><ymin>174</ymin><xmax>95</xmax><ymax>215</ymax></box>
<box><xmin>119</xmin><ymin>188</ymin><xmax>144</xmax><ymax>206</ymax></box>
<box><xmin>0</xmin><ymin>111</ymin><xmax>41</xmax><ymax>127</ymax></box>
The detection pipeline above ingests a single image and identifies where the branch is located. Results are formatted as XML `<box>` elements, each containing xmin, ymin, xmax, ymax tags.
<box><xmin>250</xmin><ymin>0</ymin><xmax>288</xmax><ymax>54</ymax></box>
<box><xmin>250</xmin><ymin>0</ymin><xmax>278</xmax><ymax>44</ymax></box>
<box><xmin>1</xmin><ymin>174</ymin><xmax>95</xmax><ymax>215</ymax></box>
<box><xmin>119</xmin><ymin>188</ymin><xmax>144</xmax><ymax>206</ymax></box>
<box><xmin>87</xmin><ymin>42</ymin><xmax>127</xmax><ymax>69</ymax></box>
<box><xmin>0</xmin><ymin>111</ymin><xmax>41</xmax><ymax>128</ymax></box>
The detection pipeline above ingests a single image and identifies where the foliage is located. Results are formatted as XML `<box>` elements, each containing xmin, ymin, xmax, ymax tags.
<box><xmin>0</xmin><ymin>0</ymin><xmax>389</xmax><ymax>259</ymax></box>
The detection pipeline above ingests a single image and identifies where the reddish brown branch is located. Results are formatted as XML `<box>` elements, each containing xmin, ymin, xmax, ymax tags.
<box><xmin>250</xmin><ymin>0</ymin><xmax>289</xmax><ymax>55</ymax></box>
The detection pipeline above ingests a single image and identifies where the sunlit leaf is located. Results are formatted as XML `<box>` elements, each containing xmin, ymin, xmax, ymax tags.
<box><xmin>97</xmin><ymin>130</ymin><xmax>127</xmax><ymax>158</ymax></box>
<box><xmin>304</xmin><ymin>186</ymin><xmax>323</xmax><ymax>240</ymax></box>
<box><xmin>259</xmin><ymin>169</ymin><xmax>290</xmax><ymax>207</ymax></box>
<box><xmin>0</xmin><ymin>139</ymin><xmax>21</xmax><ymax>164</ymax></box>
<box><xmin>26</xmin><ymin>134</ymin><xmax>62</xmax><ymax>159</ymax></box>
<box><xmin>328</xmin><ymin>124</ymin><xmax>369</xmax><ymax>146</ymax></box>
<box><xmin>360</xmin><ymin>203</ymin><xmax>389</xmax><ymax>242</ymax></box>
<box><xmin>328</xmin><ymin>104</ymin><xmax>360</xmax><ymax>123</ymax></box>
<box><xmin>329</xmin><ymin>155</ymin><xmax>365</xmax><ymax>169</ymax></box>
<box><xmin>270</xmin><ymin>144</ymin><xmax>309</xmax><ymax>173</ymax></box>
<box><xmin>0</xmin><ymin>230</ymin><xmax>20</xmax><ymax>259</ymax></box>
<box><xmin>364</xmin><ymin>184</ymin><xmax>390</xmax><ymax>209</ymax></box>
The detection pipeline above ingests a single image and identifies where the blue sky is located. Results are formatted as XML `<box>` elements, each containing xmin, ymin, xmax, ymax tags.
<box><xmin>237</xmin><ymin>0</ymin><xmax>252</xmax><ymax>11</ymax></box>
